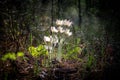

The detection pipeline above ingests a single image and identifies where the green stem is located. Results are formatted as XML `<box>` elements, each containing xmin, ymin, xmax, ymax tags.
<box><xmin>57</xmin><ymin>38</ymin><xmax>63</xmax><ymax>62</ymax></box>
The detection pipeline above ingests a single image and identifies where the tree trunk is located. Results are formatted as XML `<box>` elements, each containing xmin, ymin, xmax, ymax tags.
<box><xmin>78</xmin><ymin>0</ymin><xmax>81</xmax><ymax>27</ymax></box>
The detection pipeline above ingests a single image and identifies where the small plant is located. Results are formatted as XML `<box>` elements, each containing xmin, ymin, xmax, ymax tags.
<box><xmin>62</xmin><ymin>40</ymin><xmax>84</xmax><ymax>62</ymax></box>
<box><xmin>86</xmin><ymin>53</ymin><xmax>96</xmax><ymax>70</ymax></box>
<box><xmin>1</xmin><ymin>52</ymin><xmax>24</xmax><ymax>61</ymax></box>
<box><xmin>43</xmin><ymin>19</ymin><xmax>73</xmax><ymax>62</ymax></box>
<box><xmin>28</xmin><ymin>44</ymin><xmax>48</xmax><ymax>74</ymax></box>
<box><xmin>28</xmin><ymin>44</ymin><xmax>48</xmax><ymax>58</ymax></box>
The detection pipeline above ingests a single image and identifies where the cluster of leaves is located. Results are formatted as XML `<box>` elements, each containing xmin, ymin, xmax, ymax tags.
<box><xmin>28</xmin><ymin>44</ymin><xmax>48</xmax><ymax>58</ymax></box>
<box><xmin>63</xmin><ymin>45</ymin><xmax>82</xmax><ymax>61</ymax></box>
<box><xmin>1</xmin><ymin>52</ymin><xmax>24</xmax><ymax>61</ymax></box>
<box><xmin>60</xmin><ymin>36</ymin><xmax>82</xmax><ymax>60</ymax></box>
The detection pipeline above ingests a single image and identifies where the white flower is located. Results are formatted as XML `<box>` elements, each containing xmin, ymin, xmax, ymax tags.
<box><xmin>60</xmin><ymin>38</ymin><xmax>64</xmax><ymax>43</ymax></box>
<box><xmin>65</xmin><ymin>29</ymin><xmax>70</xmax><ymax>33</ymax></box>
<box><xmin>49</xmin><ymin>35</ymin><xmax>58</xmax><ymax>46</ymax></box>
<box><xmin>44</xmin><ymin>45</ymin><xmax>53</xmax><ymax>53</ymax></box>
<box><xmin>44</xmin><ymin>45</ymin><xmax>52</xmax><ymax>50</ymax></box>
<box><xmin>63</xmin><ymin>20</ymin><xmax>72</xmax><ymax>27</ymax></box>
<box><xmin>44</xmin><ymin>36</ymin><xmax>51</xmax><ymax>42</ymax></box>
<box><xmin>49</xmin><ymin>35</ymin><xmax>53</xmax><ymax>40</ymax></box>
<box><xmin>52</xmin><ymin>35</ymin><xmax>58</xmax><ymax>44</ymax></box>
<box><xmin>67</xmin><ymin>32</ymin><xmax>72</xmax><ymax>36</ymax></box>
<box><xmin>55</xmin><ymin>19</ymin><xmax>73</xmax><ymax>27</ymax></box>
<box><xmin>58</xmin><ymin>26</ymin><xmax>64</xmax><ymax>33</ymax></box>
<box><xmin>65</xmin><ymin>29</ymin><xmax>72</xmax><ymax>36</ymax></box>
<box><xmin>56</xmin><ymin>19</ymin><xmax>64</xmax><ymax>26</ymax></box>
<box><xmin>51</xmin><ymin>27</ymin><xmax>58</xmax><ymax>33</ymax></box>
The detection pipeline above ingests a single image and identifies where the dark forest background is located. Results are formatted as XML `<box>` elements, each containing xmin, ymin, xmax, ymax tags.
<box><xmin>0</xmin><ymin>0</ymin><xmax>120</xmax><ymax>80</ymax></box>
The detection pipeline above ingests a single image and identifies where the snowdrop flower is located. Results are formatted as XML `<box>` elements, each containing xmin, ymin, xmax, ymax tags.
<box><xmin>51</xmin><ymin>27</ymin><xmax>58</xmax><ymax>33</ymax></box>
<box><xmin>58</xmin><ymin>26</ymin><xmax>64</xmax><ymax>33</ymax></box>
<box><xmin>56</xmin><ymin>19</ymin><xmax>64</xmax><ymax>26</ymax></box>
<box><xmin>44</xmin><ymin>36</ymin><xmax>51</xmax><ymax>42</ymax></box>
<box><xmin>63</xmin><ymin>20</ymin><xmax>72</xmax><ymax>27</ymax></box>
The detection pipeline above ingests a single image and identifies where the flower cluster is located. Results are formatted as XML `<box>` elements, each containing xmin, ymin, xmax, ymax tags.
<box><xmin>51</xmin><ymin>19</ymin><xmax>72</xmax><ymax>36</ymax></box>
<box><xmin>43</xmin><ymin>19</ymin><xmax>73</xmax><ymax>61</ymax></box>
<box><xmin>56</xmin><ymin>19</ymin><xmax>72</xmax><ymax>27</ymax></box>
<box><xmin>51</xmin><ymin>26</ymin><xmax>72</xmax><ymax>36</ymax></box>
<box><xmin>44</xmin><ymin>35</ymin><xmax>58</xmax><ymax>45</ymax></box>
<box><xmin>44</xmin><ymin>19</ymin><xmax>72</xmax><ymax>43</ymax></box>
<box><xmin>44</xmin><ymin>35</ymin><xmax>58</xmax><ymax>53</ymax></box>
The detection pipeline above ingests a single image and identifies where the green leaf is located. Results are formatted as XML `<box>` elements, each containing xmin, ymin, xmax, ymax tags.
<box><xmin>1</xmin><ymin>53</ymin><xmax>16</xmax><ymax>61</ymax></box>
<box><xmin>17</xmin><ymin>52</ymin><xmax>24</xmax><ymax>57</ymax></box>
<box><xmin>28</xmin><ymin>45</ymin><xmax>48</xmax><ymax>58</ymax></box>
